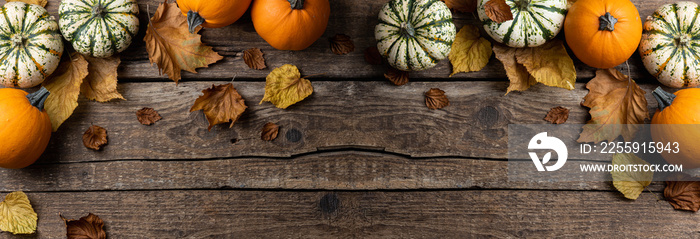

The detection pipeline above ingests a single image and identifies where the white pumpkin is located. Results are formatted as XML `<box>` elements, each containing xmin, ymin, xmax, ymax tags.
<box><xmin>477</xmin><ymin>0</ymin><xmax>567</xmax><ymax>48</ymax></box>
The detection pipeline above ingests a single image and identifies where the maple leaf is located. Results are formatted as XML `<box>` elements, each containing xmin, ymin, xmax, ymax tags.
<box><xmin>243</xmin><ymin>48</ymin><xmax>266</xmax><ymax>70</ymax></box>
<box><xmin>0</xmin><ymin>192</ymin><xmax>37</xmax><ymax>235</ymax></box>
<box><xmin>329</xmin><ymin>34</ymin><xmax>355</xmax><ymax>55</ymax></box>
<box><xmin>442</xmin><ymin>0</ymin><xmax>477</xmax><ymax>12</ymax></box>
<box><xmin>484</xmin><ymin>0</ymin><xmax>513</xmax><ymax>23</ymax></box>
<box><xmin>42</xmin><ymin>53</ymin><xmax>89</xmax><ymax>132</ymax></box>
<box><xmin>493</xmin><ymin>40</ymin><xmax>575</xmax><ymax>93</ymax></box>
<box><xmin>144</xmin><ymin>0</ymin><xmax>223</xmax><ymax>84</ymax></box>
<box><xmin>425</xmin><ymin>88</ymin><xmax>449</xmax><ymax>109</ymax></box>
<box><xmin>385</xmin><ymin>67</ymin><xmax>409</xmax><ymax>86</ymax></box>
<box><xmin>364</xmin><ymin>46</ymin><xmax>382</xmax><ymax>65</ymax></box>
<box><xmin>665</xmin><ymin>173</ymin><xmax>700</xmax><ymax>212</ymax></box>
<box><xmin>191</xmin><ymin>83</ymin><xmax>247</xmax><ymax>130</ymax></box>
<box><xmin>81</xmin><ymin>56</ymin><xmax>125</xmax><ymax>102</ymax></box>
<box><xmin>83</xmin><ymin>125</ymin><xmax>108</xmax><ymax>150</ymax></box>
<box><xmin>578</xmin><ymin>69</ymin><xmax>649</xmax><ymax>143</ymax></box>
<box><xmin>449</xmin><ymin>25</ymin><xmax>491</xmax><ymax>76</ymax></box>
<box><xmin>260</xmin><ymin>64</ymin><xmax>314</xmax><ymax>109</ymax></box>
<box><xmin>7</xmin><ymin>0</ymin><xmax>46</xmax><ymax>7</ymax></box>
<box><xmin>136</xmin><ymin>107</ymin><xmax>163</xmax><ymax>125</ymax></box>
<box><xmin>544</xmin><ymin>106</ymin><xmax>569</xmax><ymax>124</ymax></box>
<box><xmin>261</xmin><ymin>122</ymin><xmax>280</xmax><ymax>141</ymax></box>
<box><xmin>60</xmin><ymin>213</ymin><xmax>106</xmax><ymax>239</ymax></box>
<box><xmin>492</xmin><ymin>44</ymin><xmax>536</xmax><ymax>93</ymax></box>
<box><xmin>612</xmin><ymin>153</ymin><xmax>652</xmax><ymax>200</ymax></box>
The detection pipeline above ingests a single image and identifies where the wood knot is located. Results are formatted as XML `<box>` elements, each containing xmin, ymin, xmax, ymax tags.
<box><xmin>286</xmin><ymin>128</ymin><xmax>302</xmax><ymax>142</ymax></box>
<box><xmin>319</xmin><ymin>193</ymin><xmax>340</xmax><ymax>214</ymax></box>
<box><xmin>477</xmin><ymin>106</ymin><xmax>499</xmax><ymax>127</ymax></box>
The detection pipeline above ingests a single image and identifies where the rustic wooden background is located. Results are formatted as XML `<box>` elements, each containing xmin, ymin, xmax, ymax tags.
<box><xmin>1</xmin><ymin>0</ymin><xmax>698</xmax><ymax>238</ymax></box>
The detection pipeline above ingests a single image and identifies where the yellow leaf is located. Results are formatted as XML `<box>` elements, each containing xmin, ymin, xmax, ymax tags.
<box><xmin>515</xmin><ymin>40</ymin><xmax>576</xmax><ymax>90</ymax></box>
<box><xmin>448</xmin><ymin>25</ymin><xmax>491</xmax><ymax>76</ymax></box>
<box><xmin>492</xmin><ymin>44</ymin><xmax>535</xmax><ymax>94</ymax></box>
<box><xmin>42</xmin><ymin>53</ymin><xmax>89</xmax><ymax>132</ymax></box>
<box><xmin>260</xmin><ymin>64</ymin><xmax>314</xmax><ymax>109</ymax></box>
<box><xmin>0</xmin><ymin>192</ymin><xmax>37</xmax><ymax>234</ymax></box>
<box><xmin>190</xmin><ymin>83</ymin><xmax>247</xmax><ymax>131</ymax></box>
<box><xmin>612</xmin><ymin>153</ymin><xmax>653</xmax><ymax>200</ymax></box>
<box><xmin>441</xmin><ymin>0</ymin><xmax>477</xmax><ymax>13</ymax></box>
<box><xmin>7</xmin><ymin>0</ymin><xmax>46</xmax><ymax>7</ymax></box>
<box><xmin>578</xmin><ymin>69</ymin><xmax>649</xmax><ymax>143</ymax></box>
<box><xmin>81</xmin><ymin>55</ymin><xmax>125</xmax><ymax>102</ymax></box>
<box><xmin>144</xmin><ymin>0</ymin><xmax>223</xmax><ymax>84</ymax></box>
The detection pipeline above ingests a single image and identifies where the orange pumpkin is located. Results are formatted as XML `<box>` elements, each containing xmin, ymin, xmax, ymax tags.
<box><xmin>651</xmin><ymin>87</ymin><xmax>700</xmax><ymax>168</ymax></box>
<box><xmin>0</xmin><ymin>87</ymin><xmax>52</xmax><ymax>169</ymax></box>
<box><xmin>564</xmin><ymin>0</ymin><xmax>642</xmax><ymax>69</ymax></box>
<box><xmin>251</xmin><ymin>0</ymin><xmax>331</xmax><ymax>50</ymax></box>
<box><xmin>177</xmin><ymin>0</ymin><xmax>252</xmax><ymax>33</ymax></box>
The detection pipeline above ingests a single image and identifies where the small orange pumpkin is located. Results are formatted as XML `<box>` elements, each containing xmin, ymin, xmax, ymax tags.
<box><xmin>251</xmin><ymin>0</ymin><xmax>331</xmax><ymax>50</ymax></box>
<box><xmin>177</xmin><ymin>0</ymin><xmax>252</xmax><ymax>33</ymax></box>
<box><xmin>564</xmin><ymin>0</ymin><xmax>642</xmax><ymax>69</ymax></box>
<box><xmin>651</xmin><ymin>87</ymin><xmax>700</xmax><ymax>168</ymax></box>
<box><xmin>0</xmin><ymin>87</ymin><xmax>52</xmax><ymax>169</ymax></box>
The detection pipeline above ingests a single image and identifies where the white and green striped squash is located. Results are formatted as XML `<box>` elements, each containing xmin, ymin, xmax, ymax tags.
<box><xmin>375</xmin><ymin>0</ymin><xmax>456</xmax><ymax>72</ymax></box>
<box><xmin>639</xmin><ymin>1</ymin><xmax>700</xmax><ymax>88</ymax></box>
<box><xmin>477</xmin><ymin>0</ymin><xmax>567</xmax><ymax>48</ymax></box>
<box><xmin>0</xmin><ymin>2</ymin><xmax>63</xmax><ymax>88</ymax></box>
<box><xmin>59</xmin><ymin>0</ymin><xmax>139</xmax><ymax>58</ymax></box>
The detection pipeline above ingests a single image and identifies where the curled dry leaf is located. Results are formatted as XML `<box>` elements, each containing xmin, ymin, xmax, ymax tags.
<box><xmin>493</xmin><ymin>44</ymin><xmax>535</xmax><ymax>93</ymax></box>
<box><xmin>144</xmin><ymin>0</ymin><xmax>223</xmax><ymax>83</ymax></box>
<box><xmin>260</xmin><ymin>64</ymin><xmax>314</xmax><ymax>109</ymax></box>
<box><xmin>7</xmin><ymin>0</ymin><xmax>46</xmax><ymax>7</ymax></box>
<box><xmin>81</xmin><ymin>56</ymin><xmax>125</xmax><ymax>102</ymax></box>
<box><xmin>191</xmin><ymin>83</ymin><xmax>247</xmax><ymax>130</ymax></box>
<box><xmin>83</xmin><ymin>125</ymin><xmax>108</xmax><ymax>150</ymax></box>
<box><xmin>612</xmin><ymin>153</ymin><xmax>653</xmax><ymax>200</ymax></box>
<box><xmin>0</xmin><ymin>192</ymin><xmax>37</xmax><ymax>235</ymax></box>
<box><xmin>364</xmin><ymin>46</ymin><xmax>382</xmax><ymax>65</ymax></box>
<box><xmin>492</xmin><ymin>40</ymin><xmax>576</xmax><ymax>93</ymax></box>
<box><xmin>425</xmin><ymin>88</ymin><xmax>449</xmax><ymax>109</ymax></box>
<box><xmin>136</xmin><ymin>107</ymin><xmax>163</xmax><ymax>125</ymax></box>
<box><xmin>544</xmin><ymin>106</ymin><xmax>569</xmax><ymax>124</ymax></box>
<box><xmin>60</xmin><ymin>213</ymin><xmax>106</xmax><ymax>239</ymax></box>
<box><xmin>243</xmin><ymin>48</ymin><xmax>266</xmax><ymax>70</ymax></box>
<box><xmin>577</xmin><ymin>69</ymin><xmax>649</xmax><ymax>143</ymax></box>
<box><xmin>385</xmin><ymin>67</ymin><xmax>409</xmax><ymax>86</ymax></box>
<box><xmin>329</xmin><ymin>34</ymin><xmax>355</xmax><ymax>55</ymax></box>
<box><xmin>42</xmin><ymin>52</ymin><xmax>89</xmax><ymax>132</ymax></box>
<box><xmin>261</xmin><ymin>122</ymin><xmax>280</xmax><ymax>141</ymax></box>
<box><xmin>441</xmin><ymin>0</ymin><xmax>477</xmax><ymax>13</ymax></box>
<box><xmin>484</xmin><ymin>0</ymin><xmax>514</xmax><ymax>23</ymax></box>
<box><xmin>449</xmin><ymin>25</ymin><xmax>492</xmax><ymax>76</ymax></box>
<box><xmin>665</xmin><ymin>173</ymin><xmax>700</xmax><ymax>212</ymax></box>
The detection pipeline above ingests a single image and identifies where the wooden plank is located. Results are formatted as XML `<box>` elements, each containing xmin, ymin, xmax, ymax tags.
<box><xmin>0</xmin><ymin>190</ymin><xmax>692</xmax><ymax>238</ymax></box>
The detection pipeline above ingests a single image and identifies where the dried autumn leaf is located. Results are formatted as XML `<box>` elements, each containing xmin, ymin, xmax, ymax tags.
<box><xmin>144</xmin><ymin>0</ymin><xmax>223</xmax><ymax>83</ymax></box>
<box><xmin>83</xmin><ymin>125</ymin><xmax>108</xmax><ymax>150</ymax></box>
<box><xmin>425</xmin><ymin>88</ymin><xmax>449</xmax><ymax>109</ymax></box>
<box><xmin>544</xmin><ymin>106</ymin><xmax>569</xmax><ymax>124</ymax></box>
<box><xmin>243</xmin><ymin>48</ymin><xmax>266</xmax><ymax>70</ymax></box>
<box><xmin>493</xmin><ymin>44</ymin><xmax>535</xmax><ymax>94</ymax></box>
<box><xmin>191</xmin><ymin>83</ymin><xmax>247</xmax><ymax>130</ymax></box>
<box><xmin>0</xmin><ymin>192</ymin><xmax>37</xmax><ymax>235</ymax></box>
<box><xmin>364</xmin><ymin>46</ymin><xmax>382</xmax><ymax>65</ymax></box>
<box><xmin>260</xmin><ymin>64</ymin><xmax>314</xmax><ymax>109</ymax></box>
<box><xmin>261</xmin><ymin>122</ymin><xmax>280</xmax><ymax>141</ymax></box>
<box><xmin>449</xmin><ymin>25</ymin><xmax>492</xmax><ymax>76</ymax></box>
<box><xmin>7</xmin><ymin>0</ymin><xmax>46</xmax><ymax>7</ymax></box>
<box><xmin>567</xmin><ymin>0</ymin><xmax>577</xmax><ymax>8</ymax></box>
<box><xmin>329</xmin><ymin>34</ymin><xmax>355</xmax><ymax>55</ymax></box>
<box><xmin>81</xmin><ymin>56</ymin><xmax>124</xmax><ymax>102</ymax></box>
<box><xmin>484</xmin><ymin>0</ymin><xmax>513</xmax><ymax>23</ymax></box>
<box><xmin>665</xmin><ymin>173</ymin><xmax>700</xmax><ymax>212</ymax></box>
<box><xmin>442</xmin><ymin>0</ymin><xmax>477</xmax><ymax>12</ymax></box>
<box><xmin>43</xmin><ymin>53</ymin><xmax>89</xmax><ymax>132</ymax></box>
<box><xmin>385</xmin><ymin>67</ymin><xmax>409</xmax><ymax>86</ymax></box>
<box><xmin>515</xmin><ymin>40</ymin><xmax>576</xmax><ymax>90</ymax></box>
<box><xmin>577</xmin><ymin>69</ymin><xmax>649</xmax><ymax>143</ymax></box>
<box><xmin>136</xmin><ymin>107</ymin><xmax>163</xmax><ymax>125</ymax></box>
<box><xmin>60</xmin><ymin>213</ymin><xmax>106</xmax><ymax>239</ymax></box>
<box><xmin>612</xmin><ymin>153</ymin><xmax>653</xmax><ymax>200</ymax></box>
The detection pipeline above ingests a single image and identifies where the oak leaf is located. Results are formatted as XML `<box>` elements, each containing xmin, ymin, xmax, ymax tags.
<box><xmin>0</xmin><ymin>192</ymin><xmax>37</xmax><ymax>235</ymax></box>
<box><xmin>385</xmin><ymin>67</ymin><xmax>409</xmax><ymax>86</ymax></box>
<box><xmin>449</xmin><ymin>25</ymin><xmax>491</xmax><ymax>76</ymax></box>
<box><xmin>261</xmin><ymin>122</ymin><xmax>280</xmax><ymax>141</ymax></box>
<box><xmin>7</xmin><ymin>0</ymin><xmax>46</xmax><ymax>7</ymax></box>
<box><xmin>83</xmin><ymin>125</ymin><xmax>108</xmax><ymax>150</ymax></box>
<box><xmin>364</xmin><ymin>46</ymin><xmax>382</xmax><ymax>65</ymax></box>
<box><xmin>544</xmin><ymin>106</ymin><xmax>569</xmax><ymax>124</ymax></box>
<box><xmin>42</xmin><ymin>53</ymin><xmax>89</xmax><ymax>132</ymax></box>
<box><xmin>60</xmin><ymin>213</ymin><xmax>106</xmax><ymax>239</ymax></box>
<box><xmin>81</xmin><ymin>56</ymin><xmax>124</xmax><ymax>102</ymax></box>
<box><xmin>665</xmin><ymin>173</ymin><xmax>700</xmax><ymax>212</ymax></box>
<box><xmin>484</xmin><ymin>0</ymin><xmax>513</xmax><ymax>23</ymax></box>
<box><xmin>612</xmin><ymin>153</ymin><xmax>652</xmax><ymax>200</ymax></box>
<box><xmin>144</xmin><ymin>0</ymin><xmax>223</xmax><ymax>84</ymax></box>
<box><xmin>441</xmin><ymin>0</ymin><xmax>477</xmax><ymax>12</ymax></box>
<box><xmin>243</xmin><ymin>48</ymin><xmax>266</xmax><ymax>70</ymax></box>
<box><xmin>191</xmin><ymin>83</ymin><xmax>247</xmax><ymax>130</ymax></box>
<box><xmin>329</xmin><ymin>34</ymin><xmax>354</xmax><ymax>55</ymax></box>
<box><xmin>136</xmin><ymin>107</ymin><xmax>162</xmax><ymax>125</ymax></box>
<box><xmin>425</xmin><ymin>88</ymin><xmax>449</xmax><ymax>109</ymax></box>
<box><xmin>578</xmin><ymin>69</ymin><xmax>649</xmax><ymax>143</ymax></box>
<box><xmin>260</xmin><ymin>64</ymin><xmax>314</xmax><ymax>109</ymax></box>
<box><xmin>493</xmin><ymin>40</ymin><xmax>576</xmax><ymax>93</ymax></box>
<box><xmin>493</xmin><ymin>44</ymin><xmax>535</xmax><ymax>94</ymax></box>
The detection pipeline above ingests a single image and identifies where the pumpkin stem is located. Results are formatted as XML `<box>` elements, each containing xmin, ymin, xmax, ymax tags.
<box><xmin>10</xmin><ymin>34</ymin><xmax>24</xmax><ymax>48</ymax></box>
<box><xmin>400</xmin><ymin>22</ymin><xmax>415</xmax><ymax>38</ymax></box>
<box><xmin>27</xmin><ymin>87</ymin><xmax>50</xmax><ymax>111</ymax></box>
<box><xmin>652</xmin><ymin>87</ymin><xmax>675</xmax><ymax>111</ymax></box>
<box><xmin>677</xmin><ymin>34</ymin><xmax>691</xmax><ymax>46</ymax></box>
<box><xmin>92</xmin><ymin>3</ymin><xmax>105</xmax><ymax>17</ymax></box>
<box><xmin>599</xmin><ymin>12</ymin><xmax>618</xmax><ymax>31</ymax></box>
<box><xmin>515</xmin><ymin>0</ymin><xmax>530</xmax><ymax>10</ymax></box>
<box><xmin>288</xmin><ymin>0</ymin><xmax>304</xmax><ymax>9</ymax></box>
<box><xmin>187</xmin><ymin>11</ymin><xmax>206</xmax><ymax>33</ymax></box>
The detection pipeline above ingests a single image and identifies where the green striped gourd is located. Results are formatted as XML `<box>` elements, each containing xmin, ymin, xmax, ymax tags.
<box><xmin>375</xmin><ymin>0</ymin><xmax>456</xmax><ymax>71</ymax></box>
<box><xmin>59</xmin><ymin>0</ymin><xmax>139</xmax><ymax>58</ymax></box>
<box><xmin>0</xmin><ymin>2</ymin><xmax>63</xmax><ymax>88</ymax></box>
<box><xmin>478</xmin><ymin>0</ymin><xmax>567</xmax><ymax>48</ymax></box>
<box><xmin>639</xmin><ymin>1</ymin><xmax>700</xmax><ymax>88</ymax></box>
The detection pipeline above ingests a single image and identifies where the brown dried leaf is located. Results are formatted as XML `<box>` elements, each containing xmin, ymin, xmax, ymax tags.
<box><xmin>485</xmin><ymin>0</ymin><xmax>513</xmax><ymax>23</ymax></box>
<box><xmin>144</xmin><ymin>0</ymin><xmax>223</xmax><ymax>83</ymax></box>
<box><xmin>330</xmin><ymin>34</ymin><xmax>354</xmax><ymax>55</ymax></box>
<box><xmin>442</xmin><ymin>0</ymin><xmax>477</xmax><ymax>13</ymax></box>
<box><xmin>492</xmin><ymin>41</ymin><xmax>576</xmax><ymax>93</ymax></box>
<box><xmin>492</xmin><ymin>44</ymin><xmax>535</xmax><ymax>94</ymax></box>
<box><xmin>425</xmin><ymin>88</ymin><xmax>449</xmax><ymax>109</ymax></box>
<box><xmin>42</xmin><ymin>52</ymin><xmax>89</xmax><ymax>132</ymax></box>
<box><xmin>364</xmin><ymin>46</ymin><xmax>382</xmax><ymax>65</ymax></box>
<box><xmin>7</xmin><ymin>0</ymin><xmax>46</xmax><ymax>7</ymax></box>
<box><xmin>60</xmin><ymin>213</ymin><xmax>106</xmax><ymax>239</ymax></box>
<box><xmin>190</xmin><ymin>83</ymin><xmax>247</xmax><ymax>130</ymax></box>
<box><xmin>544</xmin><ymin>106</ymin><xmax>569</xmax><ymax>124</ymax></box>
<box><xmin>261</xmin><ymin>122</ymin><xmax>280</xmax><ymax>141</ymax></box>
<box><xmin>243</xmin><ymin>48</ymin><xmax>266</xmax><ymax>70</ymax></box>
<box><xmin>136</xmin><ymin>107</ymin><xmax>162</xmax><ymax>125</ymax></box>
<box><xmin>81</xmin><ymin>55</ymin><xmax>124</xmax><ymax>102</ymax></box>
<box><xmin>665</xmin><ymin>173</ymin><xmax>700</xmax><ymax>212</ymax></box>
<box><xmin>83</xmin><ymin>125</ymin><xmax>108</xmax><ymax>150</ymax></box>
<box><xmin>385</xmin><ymin>67</ymin><xmax>409</xmax><ymax>86</ymax></box>
<box><xmin>578</xmin><ymin>69</ymin><xmax>649</xmax><ymax>143</ymax></box>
